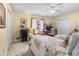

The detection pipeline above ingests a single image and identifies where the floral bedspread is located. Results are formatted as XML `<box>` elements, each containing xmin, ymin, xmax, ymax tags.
<box><xmin>29</xmin><ymin>35</ymin><xmax>67</xmax><ymax>56</ymax></box>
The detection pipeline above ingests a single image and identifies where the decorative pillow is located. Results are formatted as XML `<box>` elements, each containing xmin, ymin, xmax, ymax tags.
<box><xmin>72</xmin><ymin>39</ymin><xmax>79</xmax><ymax>56</ymax></box>
<box><xmin>55</xmin><ymin>34</ymin><xmax>66</xmax><ymax>40</ymax></box>
<box><xmin>67</xmin><ymin>33</ymin><xmax>79</xmax><ymax>55</ymax></box>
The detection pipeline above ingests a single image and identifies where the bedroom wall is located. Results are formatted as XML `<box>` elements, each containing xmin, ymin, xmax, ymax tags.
<box><xmin>13</xmin><ymin>10</ymin><xmax>79</xmax><ymax>41</ymax></box>
<box><xmin>0</xmin><ymin>4</ymin><xmax>13</xmax><ymax>55</ymax></box>
<box><xmin>52</xmin><ymin>11</ymin><xmax>79</xmax><ymax>31</ymax></box>
<box><xmin>13</xmin><ymin>11</ymin><xmax>53</xmax><ymax>41</ymax></box>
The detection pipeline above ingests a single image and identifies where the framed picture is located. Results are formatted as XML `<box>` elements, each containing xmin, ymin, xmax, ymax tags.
<box><xmin>20</xmin><ymin>18</ymin><xmax>27</xmax><ymax>26</ymax></box>
<box><xmin>0</xmin><ymin>3</ymin><xmax>6</xmax><ymax>28</ymax></box>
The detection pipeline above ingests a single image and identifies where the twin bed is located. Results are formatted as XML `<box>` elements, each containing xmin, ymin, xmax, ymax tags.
<box><xmin>29</xmin><ymin>33</ymin><xmax>79</xmax><ymax>56</ymax></box>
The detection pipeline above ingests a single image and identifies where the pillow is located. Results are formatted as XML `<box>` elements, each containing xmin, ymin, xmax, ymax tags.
<box><xmin>72</xmin><ymin>40</ymin><xmax>79</xmax><ymax>56</ymax></box>
<box><xmin>67</xmin><ymin>33</ymin><xmax>79</xmax><ymax>55</ymax></box>
<box><xmin>55</xmin><ymin>34</ymin><xmax>66</xmax><ymax>40</ymax></box>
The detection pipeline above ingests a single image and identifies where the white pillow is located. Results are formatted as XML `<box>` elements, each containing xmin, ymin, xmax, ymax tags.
<box><xmin>72</xmin><ymin>40</ymin><xmax>79</xmax><ymax>56</ymax></box>
<box><xmin>68</xmin><ymin>33</ymin><xmax>79</xmax><ymax>55</ymax></box>
<box><xmin>55</xmin><ymin>34</ymin><xmax>66</xmax><ymax>40</ymax></box>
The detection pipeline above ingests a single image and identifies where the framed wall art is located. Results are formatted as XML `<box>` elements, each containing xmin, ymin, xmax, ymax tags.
<box><xmin>20</xmin><ymin>18</ymin><xmax>27</xmax><ymax>26</ymax></box>
<box><xmin>0</xmin><ymin>3</ymin><xmax>6</xmax><ymax>28</ymax></box>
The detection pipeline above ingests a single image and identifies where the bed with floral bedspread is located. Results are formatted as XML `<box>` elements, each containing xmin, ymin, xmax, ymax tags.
<box><xmin>29</xmin><ymin>35</ymin><xmax>68</xmax><ymax>56</ymax></box>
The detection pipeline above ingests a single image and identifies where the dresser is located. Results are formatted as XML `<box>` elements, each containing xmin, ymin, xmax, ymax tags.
<box><xmin>20</xmin><ymin>25</ymin><xmax>28</xmax><ymax>42</ymax></box>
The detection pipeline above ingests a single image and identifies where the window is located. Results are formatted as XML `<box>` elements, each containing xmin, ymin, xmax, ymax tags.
<box><xmin>37</xmin><ymin>20</ymin><xmax>44</xmax><ymax>31</ymax></box>
<box><xmin>31</xmin><ymin>18</ymin><xmax>44</xmax><ymax>32</ymax></box>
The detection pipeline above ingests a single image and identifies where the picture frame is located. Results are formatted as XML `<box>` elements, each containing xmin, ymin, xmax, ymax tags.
<box><xmin>0</xmin><ymin>3</ymin><xmax>6</xmax><ymax>28</ymax></box>
<box><xmin>20</xmin><ymin>18</ymin><xmax>27</xmax><ymax>26</ymax></box>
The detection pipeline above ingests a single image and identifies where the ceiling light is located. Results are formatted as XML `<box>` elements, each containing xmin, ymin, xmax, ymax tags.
<box><xmin>50</xmin><ymin>10</ymin><xmax>55</xmax><ymax>13</ymax></box>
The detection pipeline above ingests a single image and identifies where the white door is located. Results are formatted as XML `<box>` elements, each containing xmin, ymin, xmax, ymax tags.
<box><xmin>7</xmin><ymin>11</ymin><xmax>12</xmax><ymax>48</ymax></box>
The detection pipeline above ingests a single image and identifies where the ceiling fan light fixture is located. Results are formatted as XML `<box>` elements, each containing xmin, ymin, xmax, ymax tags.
<box><xmin>50</xmin><ymin>10</ymin><xmax>55</xmax><ymax>13</ymax></box>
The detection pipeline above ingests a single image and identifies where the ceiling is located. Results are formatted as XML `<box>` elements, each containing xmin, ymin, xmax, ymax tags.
<box><xmin>10</xmin><ymin>3</ymin><xmax>79</xmax><ymax>17</ymax></box>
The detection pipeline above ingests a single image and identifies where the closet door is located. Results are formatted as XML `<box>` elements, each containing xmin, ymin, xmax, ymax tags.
<box><xmin>57</xmin><ymin>19</ymin><xmax>71</xmax><ymax>34</ymax></box>
<box><xmin>6</xmin><ymin>11</ymin><xmax>12</xmax><ymax>48</ymax></box>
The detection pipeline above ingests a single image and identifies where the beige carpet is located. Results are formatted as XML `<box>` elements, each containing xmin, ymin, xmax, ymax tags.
<box><xmin>7</xmin><ymin>41</ymin><xmax>31</xmax><ymax>56</ymax></box>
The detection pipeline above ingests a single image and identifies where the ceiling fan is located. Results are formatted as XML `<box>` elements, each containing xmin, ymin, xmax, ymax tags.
<box><xmin>44</xmin><ymin>3</ymin><xmax>64</xmax><ymax>14</ymax></box>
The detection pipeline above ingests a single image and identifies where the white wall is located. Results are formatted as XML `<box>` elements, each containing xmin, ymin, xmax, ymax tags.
<box><xmin>0</xmin><ymin>3</ymin><xmax>13</xmax><ymax>55</ymax></box>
